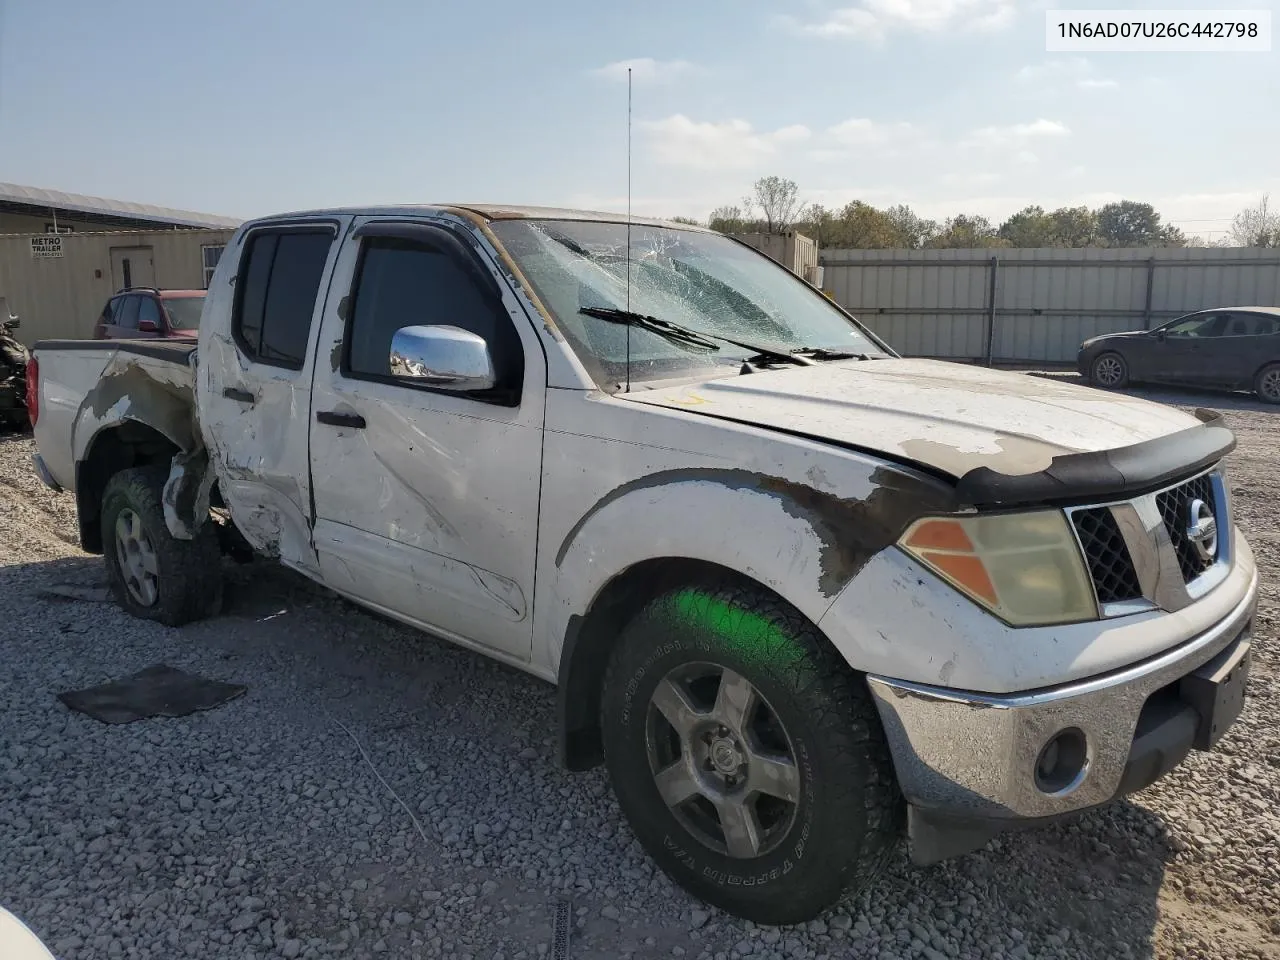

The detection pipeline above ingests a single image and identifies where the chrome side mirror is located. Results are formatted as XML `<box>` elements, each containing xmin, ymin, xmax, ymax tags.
<box><xmin>389</xmin><ymin>325</ymin><xmax>496</xmax><ymax>392</ymax></box>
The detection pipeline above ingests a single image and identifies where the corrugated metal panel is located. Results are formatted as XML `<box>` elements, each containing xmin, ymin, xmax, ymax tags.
<box><xmin>822</xmin><ymin>247</ymin><xmax>1280</xmax><ymax>362</ymax></box>
<box><xmin>0</xmin><ymin>228</ymin><xmax>235</xmax><ymax>344</ymax></box>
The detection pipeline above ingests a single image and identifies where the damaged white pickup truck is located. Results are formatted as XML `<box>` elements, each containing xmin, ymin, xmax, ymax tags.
<box><xmin>29</xmin><ymin>206</ymin><xmax>1258</xmax><ymax>924</ymax></box>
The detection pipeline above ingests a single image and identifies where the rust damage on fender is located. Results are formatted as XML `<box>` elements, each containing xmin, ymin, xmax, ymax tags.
<box><xmin>555</xmin><ymin>466</ymin><xmax>957</xmax><ymax>597</ymax></box>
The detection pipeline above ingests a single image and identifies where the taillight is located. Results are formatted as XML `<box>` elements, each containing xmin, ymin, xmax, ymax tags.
<box><xmin>25</xmin><ymin>356</ymin><xmax>39</xmax><ymax>426</ymax></box>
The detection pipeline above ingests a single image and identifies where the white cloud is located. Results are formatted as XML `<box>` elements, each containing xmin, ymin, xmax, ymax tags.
<box><xmin>963</xmin><ymin>118</ymin><xmax>1070</xmax><ymax>148</ymax></box>
<box><xmin>827</xmin><ymin>117</ymin><xmax>919</xmax><ymax>146</ymax></box>
<box><xmin>1016</xmin><ymin>58</ymin><xmax>1118</xmax><ymax>90</ymax></box>
<box><xmin>589</xmin><ymin>58</ymin><xmax>696</xmax><ymax>84</ymax></box>
<box><xmin>640</xmin><ymin>115</ymin><xmax>811</xmax><ymax>171</ymax></box>
<box><xmin>793</xmin><ymin>0</ymin><xmax>1015</xmax><ymax>40</ymax></box>
<box><xmin>810</xmin><ymin>118</ymin><xmax>925</xmax><ymax>162</ymax></box>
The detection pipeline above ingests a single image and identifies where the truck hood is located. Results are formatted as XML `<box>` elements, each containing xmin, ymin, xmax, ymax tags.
<box><xmin>623</xmin><ymin>358</ymin><xmax>1203</xmax><ymax>484</ymax></box>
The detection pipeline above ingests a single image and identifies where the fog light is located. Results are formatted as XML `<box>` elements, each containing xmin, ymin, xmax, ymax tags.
<box><xmin>1035</xmin><ymin>728</ymin><xmax>1088</xmax><ymax>794</ymax></box>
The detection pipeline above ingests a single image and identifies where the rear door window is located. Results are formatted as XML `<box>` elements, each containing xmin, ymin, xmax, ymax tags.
<box><xmin>233</xmin><ymin>229</ymin><xmax>334</xmax><ymax>369</ymax></box>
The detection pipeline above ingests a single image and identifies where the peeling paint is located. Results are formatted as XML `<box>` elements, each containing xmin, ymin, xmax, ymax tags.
<box><xmin>162</xmin><ymin>449</ymin><xmax>216</xmax><ymax>540</ymax></box>
<box><xmin>555</xmin><ymin>465</ymin><xmax>955</xmax><ymax>597</ymax></box>
<box><xmin>80</xmin><ymin>357</ymin><xmax>199</xmax><ymax>455</ymax></box>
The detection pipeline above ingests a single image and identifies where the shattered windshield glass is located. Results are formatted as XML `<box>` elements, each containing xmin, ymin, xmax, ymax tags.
<box><xmin>488</xmin><ymin>219</ymin><xmax>886</xmax><ymax>388</ymax></box>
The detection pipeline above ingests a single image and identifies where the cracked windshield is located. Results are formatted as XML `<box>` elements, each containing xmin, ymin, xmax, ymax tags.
<box><xmin>492</xmin><ymin>219</ymin><xmax>886</xmax><ymax>387</ymax></box>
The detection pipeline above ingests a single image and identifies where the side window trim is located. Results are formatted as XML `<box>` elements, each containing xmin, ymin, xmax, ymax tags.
<box><xmin>336</xmin><ymin>222</ymin><xmax>523</xmax><ymax>407</ymax></box>
<box><xmin>230</xmin><ymin>220</ymin><xmax>339</xmax><ymax>372</ymax></box>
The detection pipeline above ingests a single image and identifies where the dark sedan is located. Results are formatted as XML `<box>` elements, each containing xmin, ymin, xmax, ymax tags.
<box><xmin>1077</xmin><ymin>306</ymin><xmax>1280</xmax><ymax>403</ymax></box>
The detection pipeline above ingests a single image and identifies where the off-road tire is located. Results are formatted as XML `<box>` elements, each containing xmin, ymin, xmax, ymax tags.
<box><xmin>1254</xmin><ymin>363</ymin><xmax>1280</xmax><ymax>404</ymax></box>
<box><xmin>1089</xmin><ymin>351</ymin><xmax>1129</xmax><ymax>390</ymax></box>
<box><xmin>600</xmin><ymin>581</ymin><xmax>902</xmax><ymax>925</ymax></box>
<box><xmin>101</xmin><ymin>465</ymin><xmax>223</xmax><ymax>626</ymax></box>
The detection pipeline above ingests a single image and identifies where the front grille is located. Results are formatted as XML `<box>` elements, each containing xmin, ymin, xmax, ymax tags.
<box><xmin>1156</xmin><ymin>472</ymin><xmax>1218</xmax><ymax>582</ymax></box>
<box><xmin>1072</xmin><ymin>507</ymin><xmax>1143</xmax><ymax>604</ymax></box>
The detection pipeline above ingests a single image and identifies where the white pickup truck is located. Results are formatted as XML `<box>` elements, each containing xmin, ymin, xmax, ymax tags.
<box><xmin>29</xmin><ymin>205</ymin><xmax>1258</xmax><ymax>925</ymax></box>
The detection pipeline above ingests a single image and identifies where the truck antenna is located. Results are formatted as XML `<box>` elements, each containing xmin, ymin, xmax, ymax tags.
<box><xmin>625</xmin><ymin>65</ymin><xmax>633</xmax><ymax>393</ymax></box>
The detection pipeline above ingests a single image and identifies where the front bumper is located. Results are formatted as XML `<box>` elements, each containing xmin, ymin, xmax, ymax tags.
<box><xmin>867</xmin><ymin>567</ymin><xmax>1258</xmax><ymax>863</ymax></box>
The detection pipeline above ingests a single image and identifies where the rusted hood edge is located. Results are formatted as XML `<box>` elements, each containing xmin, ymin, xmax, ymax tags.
<box><xmin>649</xmin><ymin>404</ymin><xmax>1235</xmax><ymax>509</ymax></box>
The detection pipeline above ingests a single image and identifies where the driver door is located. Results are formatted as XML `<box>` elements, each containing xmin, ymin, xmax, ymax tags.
<box><xmin>1162</xmin><ymin>312</ymin><xmax>1226</xmax><ymax>384</ymax></box>
<box><xmin>307</xmin><ymin>218</ymin><xmax>547</xmax><ymax>662</ymax></box>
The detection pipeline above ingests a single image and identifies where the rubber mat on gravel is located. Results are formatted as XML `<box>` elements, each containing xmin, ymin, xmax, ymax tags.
<box><xmin>57</xmin><ymin>664</ymin><xmax>247</xmax><ymax>724</ymax></box>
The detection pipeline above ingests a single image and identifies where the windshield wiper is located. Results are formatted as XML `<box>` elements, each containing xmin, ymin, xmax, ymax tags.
<box><xmin>789</xmin><ymin>347</ymin><xmax>883</xmax><ymax>361</ymax></box>
<box><xmin>579</xmin><ymin>307</ymin><xmax>813</xmax><ymax>366</ymax></box>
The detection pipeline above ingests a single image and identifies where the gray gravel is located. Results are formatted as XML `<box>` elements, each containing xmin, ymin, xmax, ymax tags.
<box><xmin>2</xmin><ymin>381</ymin><xmax>1279</xmax><ymax>960</ymax></box>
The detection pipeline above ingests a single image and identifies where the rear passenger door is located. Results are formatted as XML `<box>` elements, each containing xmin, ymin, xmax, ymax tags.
<box><xmin>1214</xmin><ymin>312</ymin><xmax>1279</xmax><ymax>387</ymax></box>
<box><xmin>197</xmin><ymin>220</ymin><xmax>346</xmax><ymax>575</ymax></box>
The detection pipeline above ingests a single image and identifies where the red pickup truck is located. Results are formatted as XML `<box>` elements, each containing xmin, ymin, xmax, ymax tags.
<box><xmin>93</xmin><ymin>287</ymin><xmax>205</xmax><ymax>340</ymax></box>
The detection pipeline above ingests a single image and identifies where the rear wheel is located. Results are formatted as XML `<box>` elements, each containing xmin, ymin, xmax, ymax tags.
<box><xmin>101</xmin><ymin>465</ymin><xmax>223</xmax><ymax>626</ymax></box>
<box><xmin>1254</xmin><ymin>363</ymin><xmax>1280</xmax><ymax>404</ymax></box>
<box><xmin>599</xmin><ymin>581</ymin><xmax>901</xmax><ymax>925</ymax></box>
<box><xmin>1090</xmin><ymin>351</ymin><xmax>1129</xmax><ymax>389</ymax></box>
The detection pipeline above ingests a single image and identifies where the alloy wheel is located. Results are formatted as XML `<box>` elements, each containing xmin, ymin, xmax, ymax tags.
<box><xmin>645</xmin><ymin>662</ymin><xmax>801</xmax><ymax>859</ymax></box>
<box><xmin>114</xmin><ymin>508</ymin><xmax>160</xmax><ymax>606</ymax></box>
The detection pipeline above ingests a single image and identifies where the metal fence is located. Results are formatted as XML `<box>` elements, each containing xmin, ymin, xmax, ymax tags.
<box><xmin>819</xmin><ymin>247</ymin><xmax>1280</xmax><ymax>363</ymax></box>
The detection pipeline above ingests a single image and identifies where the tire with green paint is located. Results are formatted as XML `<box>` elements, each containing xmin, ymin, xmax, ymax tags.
<box><xmin>101</xmin><ymin>465</ymin><xmax>224</xmax><ymax>627</ymax></box>
<box><xmin>599</xmin><ymin>581</ymin><xmax>901</xmax><ymax>925</ymax></box>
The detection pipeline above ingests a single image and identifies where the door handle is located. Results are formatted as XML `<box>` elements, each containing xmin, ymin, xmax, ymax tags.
<box><xmin>316</xmin><ymin>410</ymin><xmax>366</xmax><ymax>429</ymax></box>
<box><xmin>222</xmin><ymin>387</ymin><xmax>255</xmax><ymax>404</ymax></box>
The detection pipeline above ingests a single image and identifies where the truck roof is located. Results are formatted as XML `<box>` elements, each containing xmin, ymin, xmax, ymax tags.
<box><xmin>243</xmin><ymin>203</ymin><xmax>713</xmax><ymax>233</ymax></box>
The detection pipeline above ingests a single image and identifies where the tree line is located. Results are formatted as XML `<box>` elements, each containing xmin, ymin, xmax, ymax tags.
<box><xmin>683</xmin><ymin>176</ymin><xmax>1279</xmax><ymax>249</ymax></box>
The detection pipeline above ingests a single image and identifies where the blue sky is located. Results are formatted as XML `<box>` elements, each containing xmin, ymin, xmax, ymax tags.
<box><xmin>1</xmin><ymin>0</ymin><xmax>1275</xmax><ymax>240</ymax></box>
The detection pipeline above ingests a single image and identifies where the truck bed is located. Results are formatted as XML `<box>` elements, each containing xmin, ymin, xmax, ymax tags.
<box><xmin>31</xmin><ymin>338</ymin><xmax>199</xmax><ymax>496</ymax></box>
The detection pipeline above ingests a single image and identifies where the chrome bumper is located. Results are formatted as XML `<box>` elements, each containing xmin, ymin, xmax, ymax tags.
<box><xmin>867</xmin><ymin>569</ymin><xmax>1257</xmax><ymax>827</ymax></box>
<box><xmin>30</xmin><ymin>453</ymin><xmax>61</xmax><ymax>492</ymax></box>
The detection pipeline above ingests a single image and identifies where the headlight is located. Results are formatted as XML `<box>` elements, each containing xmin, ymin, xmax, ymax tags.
<box><xmin>899</xmin><ymin>511</ymin><xmax>1097</xmax><ymax>626</ymax></box>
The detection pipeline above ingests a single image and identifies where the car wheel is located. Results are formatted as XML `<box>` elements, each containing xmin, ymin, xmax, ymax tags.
<box><xmin>1090</xmin><ymin>352</ymin><xmax>1129</xmax><ymax>390</ymax></box>
<box><xmin>599</xmin><ymin>581</ymin><xmax>901</xmax><ymax>925</ymax></box>
<box><xmin>101</xmin><ymin>465</ymin><xmax>224</xmax><ymax>626</ymax></box>
<box><xmin>1254</xmin><ymin>363</ymin><xmax>1280</xmax><ymax>404</ymax></box>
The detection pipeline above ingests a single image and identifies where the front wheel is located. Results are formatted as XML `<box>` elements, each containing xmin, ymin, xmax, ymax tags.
<box><xmin>1089</xmin><ymin>351</ymin><xmax>1129</xmax><ymax>389</ymax></box>
<box><xmin>1254</xmin><ymin>363</ymin><xmax>1280</xmax><ymax>404</ymax></box>
<box><xmin>600</xmin><ymin>582</ymin><xmax>901</xmax><ymax>925</ymax></box>
<box><xmin>102</xmin><ymin>465</ymin><xmax>223</xmax><ymax>626</ymax></box>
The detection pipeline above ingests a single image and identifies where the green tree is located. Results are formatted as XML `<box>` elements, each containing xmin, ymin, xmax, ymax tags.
<box><xmin>927</xmin><ymin>214</ymin><xmax>1007</xmax><ymax>248</ymax></box>
<box><xmin>708</xmin><ymin>205</ymin><xmax>752</xmax><ymax>233</ymax></box>
<box><xmin>997</xmin><ymin>205</ymin><xmax>1057</xmax><ymax>247</ymax></box>
<box><xmin>883</xmin><ymin>204</ymin><xmax>938</xmax><ymax>248</ymax></box>
<box><xmin>1046</xmin><ymin>206</ymin><xmax>1097</xmax><ymax>246</ymax></box>
<box><xmin>668</xmin><ymin>216</ymin><xmax>702</xmax><ymax>226</ymax></box>
<box><xmin>1095</xmin><ymin>200</ymin><xmax>1166</xmax><ymax>247</ymax></box>
<box><xmin>833</xmin><ymin>201</ymin><xmax>902</xmax><ymax>248</ymax></box>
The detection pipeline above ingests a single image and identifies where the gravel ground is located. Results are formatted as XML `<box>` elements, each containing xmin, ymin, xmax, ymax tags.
<box><xmin>2</xmin><ymin>379</ymin><xmax>1279</xmax><ymax>960</ymax></box>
